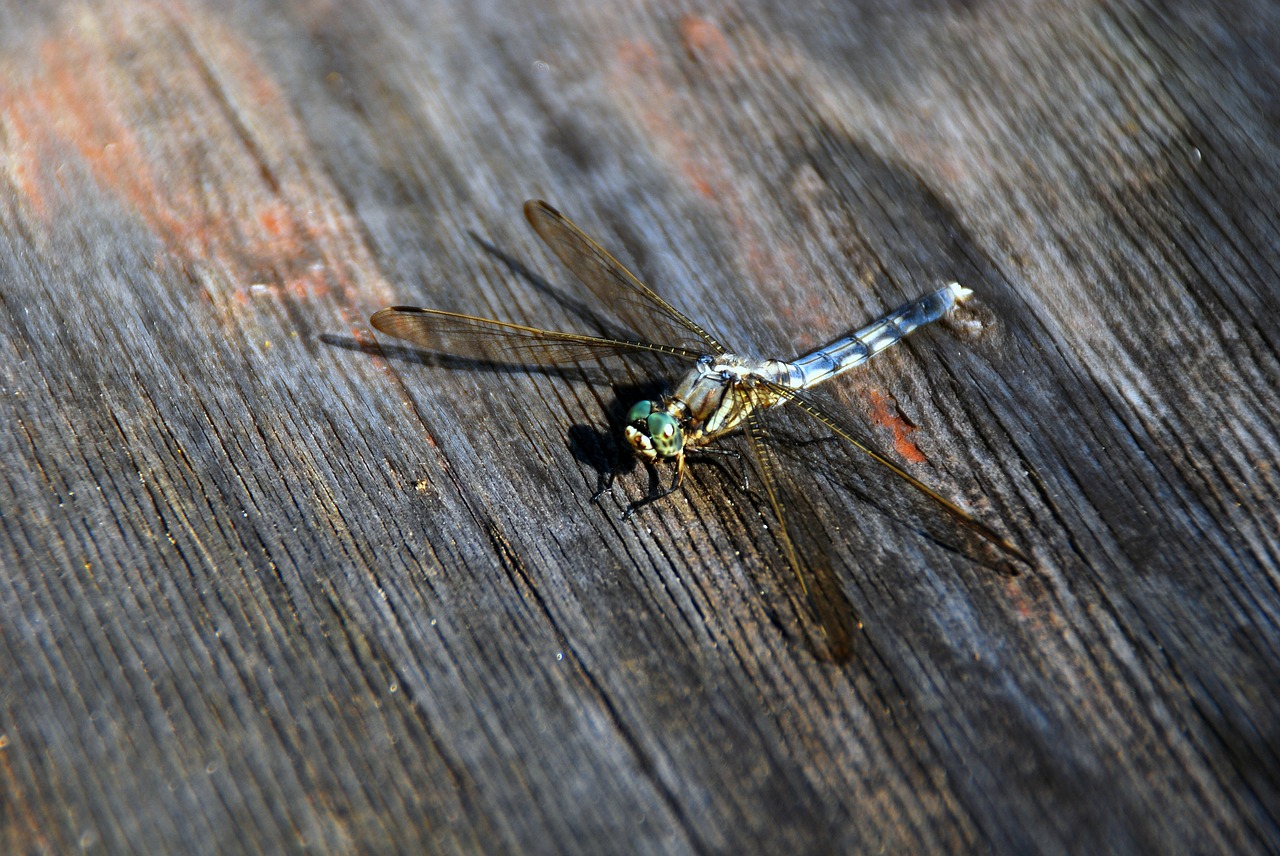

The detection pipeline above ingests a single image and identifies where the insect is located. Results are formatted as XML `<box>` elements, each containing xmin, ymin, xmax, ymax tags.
<box><xmin>371</xmin><ymin>200</ymin><xmax>1028</xmax><ymax>660</ymax></box>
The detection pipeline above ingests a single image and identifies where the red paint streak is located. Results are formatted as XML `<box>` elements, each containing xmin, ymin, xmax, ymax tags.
<box><xmin>866</xmin><ymin>389</ymin><xmax>926</xmax><ymax>464</ymax></box>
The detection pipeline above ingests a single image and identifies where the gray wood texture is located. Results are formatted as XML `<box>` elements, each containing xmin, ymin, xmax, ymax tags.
<box><xmin>2</xmin><ymin>0</ymin><xmax>1277</xmax><ymax>852</ymax></box>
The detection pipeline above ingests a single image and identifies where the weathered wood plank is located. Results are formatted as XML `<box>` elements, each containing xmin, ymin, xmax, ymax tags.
<box><xmin>1</xmin><ymin>0</ymin><xmax>1277</xmax><ymax>853</ymax></box>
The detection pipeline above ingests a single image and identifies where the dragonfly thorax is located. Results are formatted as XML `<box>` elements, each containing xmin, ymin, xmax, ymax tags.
<box><xmin>624</xmin><ymin>355</ymin><xmax>793</xmax><ymax>462</ymax></box>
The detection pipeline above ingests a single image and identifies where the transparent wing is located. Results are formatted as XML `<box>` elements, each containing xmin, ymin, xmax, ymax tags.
<box><xmin>756</xmin><ymin>377</ymin><xmax>1031</xmax><ymax>567</ymax></box>
<box><xmin>524</xmin><ymin>200</ymin><xmax>728</xmax><ymax>356</ymax></box>
<box><xmin>370</xmin><ymin>306</ymin><xmax>704</xmax><ymax>365</ymax></box>
<box><xmin>744</xmin><ymin>408</ymin><xmax>857</xmax><ymax>663</ymax></box>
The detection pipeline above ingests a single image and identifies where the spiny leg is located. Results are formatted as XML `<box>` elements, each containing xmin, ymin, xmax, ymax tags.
<box><xmin>621</xmin><ymin>453</ymin><xmax>686</xmax><ymax>520</ymax></box>
<box><xmin>589</xmin><ymin>466</ymin><xmax>618</xmax><ymax>505</ymax></box>
<box><xmin>688</xmin><ymin>445</ymin><xmax>751</xmax><ymax>493</ymax></box>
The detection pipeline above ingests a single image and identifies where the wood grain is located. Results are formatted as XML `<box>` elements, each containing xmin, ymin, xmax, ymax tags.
<box><xmin>1</xmin><ymin>0</ymin><xmax>1277</xmax><ymax>852</ymax></box>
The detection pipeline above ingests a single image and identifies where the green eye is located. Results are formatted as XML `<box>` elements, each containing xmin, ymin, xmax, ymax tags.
<box><xmin>646</xmin><ymin>412</ymin><xmax>683</xmax><ymax>457</ymax></box>
<box><xmin>626</xmin><ymin>400</ymin><xmax>655</xmax><ymax>425</ymax></box>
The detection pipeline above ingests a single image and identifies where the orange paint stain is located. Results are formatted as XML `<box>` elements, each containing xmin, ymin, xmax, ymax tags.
<box><xmin>258</xmin><ymin>204</ymin><xmax>289</xmax><ymax>238</ymax></box>
<box><xmin>284</xmin><ymin>269</ymin><xmax>329</xmax><ymax>301</ymax></box>
<box><xmin>1005</xmin><ymin>580</ymin><xmax>1034</xmax><ymax>619</ymax></box>
<box><xmin>351</xmin><ymin>325</ymin><xmax>377</xmax><ymax>348</ymax></box>
<box><xmin>0</xmin><ymin>3</ymin><xmax>383</xmax><ymax>311</ymax></box>
<box><xmin>614</xmin><ymin>38</ymin><xmax>659</xmax><ymax>77</ymax></box>
<box><xmin>683</xmin><ymin>169</ymin><xmax>717</xmax><ymax>200</ymax></box>
<box><xmin>866</xmin><ymin>389</ymin><xmax>927</xmax><ymax>464</ymax></box>
<box><xmin>679</xmin><ymin>15</ymin><xmax>733</xmax><ymax>68</ymax></box>
<box><xmin>609</xmin><ymin>37</ymin><xmax>731</xmax><ymax>203</ymax></box>
<box><xmin>2</xmin><ymin>108</ymin><xmax>51</xmax><ymax>220</ymax></box>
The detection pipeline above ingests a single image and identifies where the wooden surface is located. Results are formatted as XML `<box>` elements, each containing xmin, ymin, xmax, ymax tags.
<box><xmin>2</xmin><ymin>0</ymin><xmax>1277</xmax><ymax>852</ymax></box>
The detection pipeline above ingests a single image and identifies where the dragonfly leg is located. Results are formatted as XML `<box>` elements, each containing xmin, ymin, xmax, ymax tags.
<box><xmin>589</xmin><ymin>466</ymin><xmax>618</xmax><ymax>505</ymax></box>
<box><xmin>687</xmin><ymin>446</ymin><xmax>750</xmax><ymax>493</ymax></box>
<box><xmin>621</xmin><ymin>454</ymin><xmax>686</xmax><ymax>520</ymax></box>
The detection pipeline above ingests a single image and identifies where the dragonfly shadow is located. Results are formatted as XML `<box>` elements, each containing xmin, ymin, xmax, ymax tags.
<box><xmin>564</xmin><ymin>378</ymin><xmax>684</xmax><ymax>489</ymax></box>
<box><xmin>324</xmin><ymin>226</ymin><xmax>682</xmax><ymax>379</ymax></box>
<box><xmin>564</xmin><ymin>380</ymin><xmax>664</xmax><ymax>484</ymax></box>
<box><xmin>322</xmin><ymin>333</ymin><xmax>695</xmax><ymax>493</ymax></box>
<box><xmin>772</xmin><ymin>425</ymin><xmax>1022</xmax><ymax>577</ymax></box>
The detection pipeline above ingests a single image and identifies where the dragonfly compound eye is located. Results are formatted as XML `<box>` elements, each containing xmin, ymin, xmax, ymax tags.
<box><xmin>646</xmin><ymin>412</ymin><xmax>683</xmax><ymax>457</ymax></box>
<box><xmin>625</xmin><ymin>400</ymin><xmax>656</xmax><ymax>426</ymax></box>
<box><xmin>623</xmin><ymin>400</ymin><xmax>661</xmax><ymax>460</ymax></box>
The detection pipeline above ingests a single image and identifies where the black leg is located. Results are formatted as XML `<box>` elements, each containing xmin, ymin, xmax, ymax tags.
<box><xmin>589</xmin><ymin>466</ymin><xmax>617</xmax><ymax>504</ymax></box>
<box><xmin>688</xmin><ymin>446</ymin><xmax>750</xmax><ymax>493</ymax></box>
<box><xmin>620</xmin><ymin>455</ymin><xmax>686</xmax><ymax>520</ymax></box>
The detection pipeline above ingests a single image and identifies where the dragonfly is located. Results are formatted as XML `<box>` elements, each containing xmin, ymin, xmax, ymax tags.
<box><xmin>371</xmin><ymin>200</ymin><xmax>1028</xmax><ymax>661</ymax></box>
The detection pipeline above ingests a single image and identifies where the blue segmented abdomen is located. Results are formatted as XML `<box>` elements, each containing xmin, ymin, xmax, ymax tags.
<box><xmin>783</xmin><ymin>282</ymin><xmax>972</xmax><ymax>390</ymax></box>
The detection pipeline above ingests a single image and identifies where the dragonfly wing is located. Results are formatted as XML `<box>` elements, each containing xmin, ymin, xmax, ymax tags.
<box><xmin>371</xmin><ymin>307</ymin><xmax>704</xmax><ymax>365</ymax></box>
<box><xmin>756</xmin><ymin>378</ymin><xmax>1030</xmax><ymax>567</ymax></box>
<box><xmin>744</xmin><ymin>407</ymin><xmax>857</xmax><ymax>663</ymax></box>
<box><xmin>524</xmin><ymin>200</ymin><xmax>728</xmax><ymax>356</ymax></box>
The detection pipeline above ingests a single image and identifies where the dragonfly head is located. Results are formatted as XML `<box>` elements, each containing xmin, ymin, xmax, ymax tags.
<box><xmin>624</xmin><ymin>400</ymin><xmax>683</xmax><ymax>461</ymax></box>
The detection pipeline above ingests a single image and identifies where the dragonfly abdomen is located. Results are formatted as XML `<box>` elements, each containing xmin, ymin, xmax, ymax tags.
<box><xmin>785</xmin><ymin>283</ymin><xmax>971</xmax><ymax>389</ymax></box>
